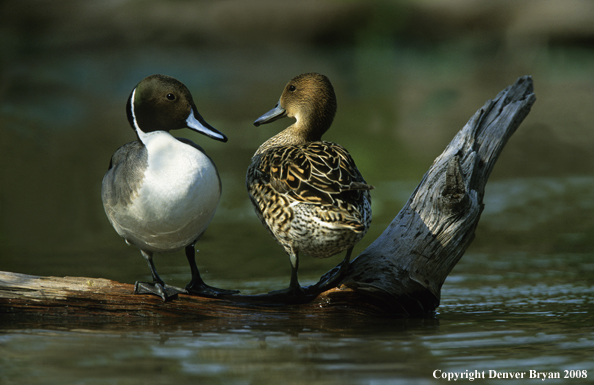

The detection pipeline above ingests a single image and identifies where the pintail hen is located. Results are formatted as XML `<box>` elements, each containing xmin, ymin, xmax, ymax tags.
<box><xmin>102</xmin><ymin>74</ymin><xmax>239</xmax><ymax>301</ymax></box>
<box><xmin>247</xmin><ymin>73</ymin><xmax>373</xmax><ymax>297</ymax></box>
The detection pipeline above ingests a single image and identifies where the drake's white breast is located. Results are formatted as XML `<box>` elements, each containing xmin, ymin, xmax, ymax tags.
<box><xmin>143</xmin><ymin>131</ymin><xmax>219</xmax><ymax>208</ymax></box>
<box><xmin>116</xmin><ymin>131</ymin><xmax>221</xmax><ymax>251</ymax></box>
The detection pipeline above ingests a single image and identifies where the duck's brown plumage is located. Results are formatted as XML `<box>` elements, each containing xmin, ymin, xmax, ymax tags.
<box><xmin>247</xmin><ymin>73</ymin><xmax>372</xmax><ymax>295</ymax></box>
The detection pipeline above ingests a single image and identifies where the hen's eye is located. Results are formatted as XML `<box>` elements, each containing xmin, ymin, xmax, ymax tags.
<box><xmin>288</xmin><ymin>85</ymin><xmax>296</xmax><ymax>92</ymax></box>
<box><xmin>166</xmin><ymin>93</ymin><xmax>176</xmax><ymax>100</ymax></box>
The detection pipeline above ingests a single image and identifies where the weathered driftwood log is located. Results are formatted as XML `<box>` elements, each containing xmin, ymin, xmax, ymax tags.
<box><xmin>0</xmin><ymin>272</ymin><xmax>390</xmax><ymax>321</ymax></box>
<box><xmin>0</xmin><ymin>76</ymin><xmax>535</xmax><ymax>319</ymax></box>
<box><xmin>341</xmin><ymin>75</ymin><xmax>536</xmax><ymax>315</ymax></box>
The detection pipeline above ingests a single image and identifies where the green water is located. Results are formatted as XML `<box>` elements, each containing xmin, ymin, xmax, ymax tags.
<box><xmin>2</xmin><ymin>1</ymin><xmax>594</xmax><ymax>383</ymax></box>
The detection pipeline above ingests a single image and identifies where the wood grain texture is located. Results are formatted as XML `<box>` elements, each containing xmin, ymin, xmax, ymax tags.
<box><xmin>0</xmin><ymin>271</ymin><xmax>395</xmax><ymax>319</ymax></box>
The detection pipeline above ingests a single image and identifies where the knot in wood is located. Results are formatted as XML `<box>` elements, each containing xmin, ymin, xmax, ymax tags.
<box><xmin>441</xmin><ymin>155</ymin><xmax>470</xmax><ymax>214</ymax></box>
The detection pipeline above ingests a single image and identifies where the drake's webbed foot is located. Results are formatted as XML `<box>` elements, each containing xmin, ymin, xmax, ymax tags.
<box><xmin>134</xmin><ymin>281</ymin><xmax>187</xmax><ymax>302</ymax></box>
<box><xmin>185</xmin><ymin>281</ymin><xmax>240</xmax><ymax>298</ymax></box>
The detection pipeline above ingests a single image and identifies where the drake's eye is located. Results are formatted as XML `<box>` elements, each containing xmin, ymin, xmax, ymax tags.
<box><xmin>288</xmin><ymin>85</ymin><xmax>296</xmax><ymax>92</ymax></box>
<box><xmin>166</xmin><ymin>93</ymin><xmax>176</xmax><ymax>100</ymax></box>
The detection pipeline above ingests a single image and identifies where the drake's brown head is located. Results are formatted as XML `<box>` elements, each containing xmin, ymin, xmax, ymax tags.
<box><xmin>254</xmin><ymin>73</ymin><xmax>337</xmax><ymax>142</ymax></box>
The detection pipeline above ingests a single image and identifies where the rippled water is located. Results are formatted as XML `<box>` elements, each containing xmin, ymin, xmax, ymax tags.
<box><xmin>2</xmin><ymin>265</ymin><xmax>593</xmax><ymax>385</ymax></box>
<box><xmin>2</xmin><ymin>178</ymin><xmax>593</xmax><ymax>384</ymax></box>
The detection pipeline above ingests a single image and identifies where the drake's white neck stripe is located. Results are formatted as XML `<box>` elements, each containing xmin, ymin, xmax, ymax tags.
<box><xmin>130</xmin><ymin>88</ymin><xmax>150</xmax><ymax>143</ymax></box>
<box><xmin>130</xmin><ymin>88</ymin><xmax>140</xmax><ymax>131</ymax></box>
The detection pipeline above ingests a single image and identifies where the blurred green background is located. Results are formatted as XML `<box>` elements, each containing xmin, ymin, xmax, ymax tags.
<box><xmin>1</xmin><ymin>0</ymin><xmax>593</xmax><ymax>290</ymax></box>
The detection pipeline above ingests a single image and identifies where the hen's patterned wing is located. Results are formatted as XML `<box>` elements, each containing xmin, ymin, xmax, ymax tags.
<box><xmin>259</xmin><ymin>141</ymin><xmax>372</xmax><ymax>206</ymax></box>
<box><xmin>247</xmin><ymin>141</ymin><xmax>372</xmax><ymax>238</ymax></box>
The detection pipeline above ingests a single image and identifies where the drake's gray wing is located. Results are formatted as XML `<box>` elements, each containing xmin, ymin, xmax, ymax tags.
<box><xmin>101</xmin><ymin>140</ymin><xmax>147</xmax><ymax>208</ymax></box>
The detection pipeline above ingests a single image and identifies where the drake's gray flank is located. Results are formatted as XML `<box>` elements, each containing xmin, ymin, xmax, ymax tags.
<box><xmin>102</xmin><ymin>141</ymin><xmax>147</xmax><ymax>208</ymax></box>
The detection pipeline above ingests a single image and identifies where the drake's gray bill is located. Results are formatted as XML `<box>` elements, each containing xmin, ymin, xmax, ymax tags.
<box><xmin>187</xmin><ymin>109</ymin><xmax>228</xmax><ymax>142</ymax></box>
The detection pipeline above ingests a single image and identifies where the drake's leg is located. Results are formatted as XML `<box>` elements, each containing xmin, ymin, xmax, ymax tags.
<box><xmin>134</xmin><ymin>250</ymin><xmax>186</xmax><ymax>301</ymax></box>
<box><xmin>184</xmin><ymin>244</ymin><xmax>239</xmax><ymax>297</ymax></box>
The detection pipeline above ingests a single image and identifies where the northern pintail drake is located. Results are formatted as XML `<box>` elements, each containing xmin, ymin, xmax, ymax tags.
<box><xmin>246</xmin><ymin>73</ymin><xmax>373</xmax><ymax>297</ymax></box>
<box><xmin>102</xmin><ymin>74</ymin><xmax>239</xmax><ymax>301</ymax></box>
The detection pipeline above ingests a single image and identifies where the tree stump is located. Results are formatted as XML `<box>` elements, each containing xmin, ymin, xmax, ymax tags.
<box><xmin>0</xmin><ymin>76</ymin><xmax>536</xmax><ymax>319</ymax></box>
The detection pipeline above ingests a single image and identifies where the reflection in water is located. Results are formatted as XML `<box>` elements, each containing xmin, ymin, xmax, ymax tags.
<box><xmin>2</xmin><ymin>241</ymin><xmax>594</xmax><ymax>383</ymax></box>
<box><xmin>2</xmin><ymin>278</ymin><xmax>593</xmax><ymax>385</ymax></box>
